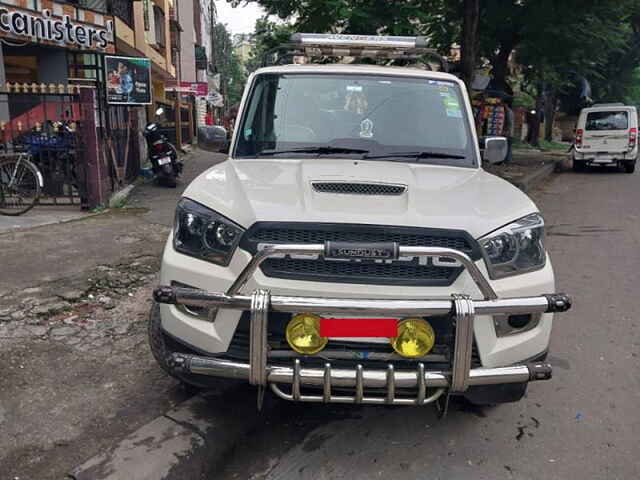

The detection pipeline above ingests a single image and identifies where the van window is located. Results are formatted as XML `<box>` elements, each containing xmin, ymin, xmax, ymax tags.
<box><xmin>585</xmin><ymin>111</ymin><xmax>629</xmax><ymax>131</ymax></box>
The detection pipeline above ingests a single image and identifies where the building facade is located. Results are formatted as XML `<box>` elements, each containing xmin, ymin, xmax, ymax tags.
<box><xmin>0</xmin><ymin>0</ymin><xmax>116</xmax><ymax>88</ymax></box>
<box><xmin>0</xmin><ymin>0</ymin><xmax>178</xmax><ymax>209</ymax></box>
<box><xmin>170</xmin><ymin>0</ymin><xmax>215</xmax><ymax>130</ymax></box>
<box><xmin>0</xmin><ymin>0</ymin><xmax>176</xmax><ymax>92</ymax></box>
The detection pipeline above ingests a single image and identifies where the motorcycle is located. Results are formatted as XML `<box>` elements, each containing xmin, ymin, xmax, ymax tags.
<box><xmin>143</xmin><ymin>108</ymin><xmax>182</xmax><ymax>187</ymax></box>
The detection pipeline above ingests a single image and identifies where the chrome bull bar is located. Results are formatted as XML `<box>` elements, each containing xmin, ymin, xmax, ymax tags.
<box><xmin>154</xmin><ymin>244</ymin><xmax>571</xmax><ymax>405</ymax></box>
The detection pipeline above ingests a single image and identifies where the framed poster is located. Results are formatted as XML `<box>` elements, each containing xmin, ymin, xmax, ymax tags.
<box><xmin>105</xmin><ymin>55</ymin><xmax>152</xmax><ymax>105</ymax></box>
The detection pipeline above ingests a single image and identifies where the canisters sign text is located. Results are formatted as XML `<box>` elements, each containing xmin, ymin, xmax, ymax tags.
<box><xmin>0</xmin><ymin>8</ymin><xmax>114</xmax><ymax>50</ymax></box>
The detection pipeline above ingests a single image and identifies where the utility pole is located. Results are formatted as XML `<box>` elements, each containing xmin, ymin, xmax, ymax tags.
<box><xmin>174</xmin><ymin>0</ymin><xmax>183</xmax><ymax>148</ymax></box>
<box><xmin>210</xmin><ymin>0</ymin><xmax>224</xmax><ymax>125</ymax></box>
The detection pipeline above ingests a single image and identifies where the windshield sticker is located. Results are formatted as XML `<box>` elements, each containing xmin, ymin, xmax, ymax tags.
<box><xmin>443</xmin><ymin>96</ymin><xmax>460</xmax><ymax>109</ymax></box>
<box><xmin>428</xmin><ymin>79</ymin><xmax>456</xmax><ymax>87</ymax></box>
<box><xmin>244</xmin><ymin>128</ymin><xmax>253</xmax><ymax>137</ymax></box>
<box><xmin>442</xmin><ymin>94</ymin><xmax>462</xmax><ymax>117</ymax></box>
<box><xmin>360</xmin><ymin>118</ymin><xmax>374</xmax><ymax>138</ymax></box>
<box><xmin>347</xmin><ymin>85</ymin><xmax>363</xmax><ymax>92</ymax></box>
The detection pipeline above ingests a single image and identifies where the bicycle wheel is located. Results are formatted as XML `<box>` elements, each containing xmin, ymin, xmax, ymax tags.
<box><xmin>0</xmin><ymin>156</ymin><xmax>41</xmax><ymax>216</ymax></box>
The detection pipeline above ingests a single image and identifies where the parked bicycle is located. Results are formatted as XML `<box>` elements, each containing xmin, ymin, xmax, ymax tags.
<box><xmin>0</xmin><ymin>152</ymin><xmax>43</xmax><ymax>216</ymax></box>
<box><xmin>0</xmin><ymin>121</ymin><xmax>80</xmax><ymax>216</ymax></box>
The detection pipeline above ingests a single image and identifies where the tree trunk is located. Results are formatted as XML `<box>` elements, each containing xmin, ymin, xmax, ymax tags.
<box><xmin>528</xmin><ymin>90</ymin><xmax>544</xmax><ymax>147</ymax></box>
<box><xmin>491</xmin><ymin>39</ymin><xmax>516</xmax><ymax>94</ymax></box>
<box><xmin>544</xmin><ymin>89</ymin><xmax>557</xmax><ymax>142</ymax></box>
<box><xmin>460</xmin><ymin>0</ymin><xmax>480</xmax><ymax>89</ymax></box>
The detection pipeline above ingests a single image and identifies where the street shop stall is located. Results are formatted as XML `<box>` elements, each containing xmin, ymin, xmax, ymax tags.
<box><xmin>472</xmin><ymin>92</ymin><xmax>506</xmax><ymax>137</ymax></box>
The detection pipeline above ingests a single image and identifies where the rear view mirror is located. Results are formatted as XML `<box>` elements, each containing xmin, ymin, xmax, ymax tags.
<box><xmin>481</xmin><ymin>136</ymin><xmax>508</xmax><ymax>164</ymax></box>
<box><xmin>198</xmin><ymin>125</ymin><xmax>229</xmax><ymax>153</ymax></box>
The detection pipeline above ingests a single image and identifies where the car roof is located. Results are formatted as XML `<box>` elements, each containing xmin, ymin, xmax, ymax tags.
<box><xmin>254</xmin><ymin>63</ymin><xmax>463</xmax><ymax>84</ymax></box>
<box><xmin>582</xmin><ymin>105</ymin><xmax>637</xmax><ymax>112</ymax></box>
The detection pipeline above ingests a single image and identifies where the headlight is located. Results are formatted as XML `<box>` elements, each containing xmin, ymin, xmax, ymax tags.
<box><xmin>479</xmin><ymin>213</ymin><xmax>546</xmax><ymax>279</ymax></box>
<box><xmin>173</xmin><ymin>198</ymin><xmax>244</xmax><ymax>266</ymax></box>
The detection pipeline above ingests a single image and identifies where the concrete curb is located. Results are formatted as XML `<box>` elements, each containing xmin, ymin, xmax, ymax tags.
<box><xmin>0</xmin><ymin>209</ymin><xmax>105</xmax><ymax>234</ymax></box>
<box><xmin>508</xmin><ymin>160</ymin><xmax>562</xmax><ymax>193</ymax></box>
<box><xmin>108</xmin><ymin>183</ymin><xmax>136</xmax><ymax>208</ymax></box>
<box><xmin>69</xmin><ymin>387</ymin><xmax>265</xmax><ymax>480</ymax></box>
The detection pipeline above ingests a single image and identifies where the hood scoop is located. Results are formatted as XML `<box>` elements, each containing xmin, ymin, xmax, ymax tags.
<box><xmin>312</xmin><ymin>181</ymin><xmax>407</xmax><ymax>196</ymax></box>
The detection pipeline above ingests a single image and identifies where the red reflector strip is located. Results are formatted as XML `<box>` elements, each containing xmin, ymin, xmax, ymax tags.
<box><xmin>320</xmin><ymin>318</ymin><xmax>398</xmax><ymax>338</ymax></box>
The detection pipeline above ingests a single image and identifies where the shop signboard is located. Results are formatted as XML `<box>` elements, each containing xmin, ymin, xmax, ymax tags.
<box><xmin>0</xmin><ymin>6</ymin><xmax>115</xmax><ymax>52</ymax></box>
<box><xmin>190</xmin><ymin>82</ymin><xmax>208</xmax><ymax>97</ymax></box>
<box><xmin>207</xmin><ymin>91</ymin><xmax>224</xmax><ymax>107</ymax></box>
<box><xmin>166</xmin><ymin>82</ymin><xmax>209</xmax><ymax>97</ymax></box>
<box><xmin>105</xmin><ymin>56</ymin><xmax>152</xmax><ymax>105</ymax></box>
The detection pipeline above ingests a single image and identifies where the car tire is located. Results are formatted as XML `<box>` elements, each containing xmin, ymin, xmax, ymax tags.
<box><xmin>572</xmin><ymin>160</ymin><xmax>586</xmax><ymax>172</ymax></box>
<box><xmin>148</xmin><ymin>302</ymin><xmax>234</xmax><ymax>389</ymax></box>
<box><xmin>463</xmin><ymin>382</ymin><xmax>528</xmax><ymax>406</ymax></box>
<box><xmin>624</xmin><ymin>161</ymin><xmax>636</xmax><ymax>174</ymax></box>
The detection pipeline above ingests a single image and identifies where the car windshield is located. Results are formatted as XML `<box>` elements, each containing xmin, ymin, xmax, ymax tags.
<box><xmin>234</xmin><ymin>73</ymin><xmax>477</xmax><ymax>167</ymax></box>
<box><xmin>585</xmin><ymin>111</ymin><xmax>629</xmax><ymax>131</ymax></box>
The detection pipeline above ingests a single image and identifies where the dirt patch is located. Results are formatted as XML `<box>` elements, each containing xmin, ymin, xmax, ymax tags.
<box><xmin>0</xmin><ymin>257</ymin><xmax>190</xmax><ymax>480</ymax></box>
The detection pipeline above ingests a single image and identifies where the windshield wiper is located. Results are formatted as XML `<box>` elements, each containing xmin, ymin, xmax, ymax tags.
<box><xmin>256</xmin><ymin>146</ymin><xmax>370</xmax><ymax>156</ymax></box>
<box><xmin>363</xmin><ymin>151</ymin><xmax>467</xmax><ymax>161</ymax></box>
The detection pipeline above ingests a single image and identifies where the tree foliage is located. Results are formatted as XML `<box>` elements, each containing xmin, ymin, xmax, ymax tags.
<box><xmin>245</xmin><ymin>18</ymin><xmax>295</xmax><ymax>74</ymax></box>
<box><xmin>229</xmin><ymin>0</ymin><xmax>640</xmax><ymax>112</ymax></box>
<box><xmin>213</xmin><ymin>22</ymin><xmax>246</xmax><ymax>107</ymax></box>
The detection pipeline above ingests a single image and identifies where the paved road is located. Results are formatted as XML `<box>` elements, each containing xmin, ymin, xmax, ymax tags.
<box><xmin>0</xmin><ymin>150</ymin><xmax>226</xmax><ymax>294</ymax></box>
<box><xmin>213</xmin><ymin>168</ymin><xmax>640</xmax><ymax>480</ymax></box>
<box><xmin>0</xmin><ymin>149</ymin><xmax>228</xmax><ymax>480</ymax></box>
<box><xmin>128</xmin><ymin>149</ymin><xmax>226</xmax><ymax>227</ymax></box>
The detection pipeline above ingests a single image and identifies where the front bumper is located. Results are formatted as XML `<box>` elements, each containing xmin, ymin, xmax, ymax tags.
<box><xmin>167</xmin><ymin>353</ymin><xmax>552</xmax><ymax>405</ymax></box>
<box><xmin>154</xmin><ymin>244</ymin><xmax>571</xmax><ymax>406</ymax></box>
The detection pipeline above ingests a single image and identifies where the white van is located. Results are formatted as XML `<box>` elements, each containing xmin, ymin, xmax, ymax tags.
<box><xmin>572</xmin><ymin>103</ymin><xmax>638</xmax><ymax>173</ymax></box>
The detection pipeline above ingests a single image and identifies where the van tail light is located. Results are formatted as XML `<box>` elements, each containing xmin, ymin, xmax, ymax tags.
<box><xmin>629</xmin><ymin>128</ymin><xmax>637</xmax><ymax>149</ymax></box>
<box><xmin>575</xmin><ymin>129</ymin><xmax>583</xmax><ymax>147</ymax></box>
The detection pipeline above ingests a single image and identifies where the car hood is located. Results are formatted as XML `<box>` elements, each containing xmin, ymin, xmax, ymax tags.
<box><xmin>182</xmin><ymin>158</ymin><xmax>538</xmax><ymax>239</ymax></box>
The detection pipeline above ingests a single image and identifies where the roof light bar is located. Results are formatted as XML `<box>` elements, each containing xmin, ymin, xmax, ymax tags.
<box><xmin>262</xmin><ymin>33</ymin><xmax>448</xmax><ymax>71</ymax></box>
<box><xmin>290</xmin><ymin>33</ymin><xmax>429</xmax><ymax>50</ymax></box>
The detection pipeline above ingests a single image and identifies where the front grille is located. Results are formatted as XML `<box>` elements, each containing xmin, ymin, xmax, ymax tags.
<box><xmin>312</xmin><ymin>182</ymin><xmax>407</xmax><ymax>196</ymax></box>
<box><xmin>265</xmin><ymin>257</ymin><xmax>453</xmax><ymax>281</ymax></box>
<box><xmin>241</xmin><ymin>222</ymin><xmax>481</xmax><ymax>286</ymax></box>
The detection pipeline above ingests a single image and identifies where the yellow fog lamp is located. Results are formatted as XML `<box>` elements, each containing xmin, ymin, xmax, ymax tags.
<box><xmin>391</xmin><ymin>318</ymin><xmax>436</xmax><ymax>358</ymax></box>
<box><xmin>285</xmin><ymin>313</ymin><xmax>328</xmax><ymax>354</ymax></box>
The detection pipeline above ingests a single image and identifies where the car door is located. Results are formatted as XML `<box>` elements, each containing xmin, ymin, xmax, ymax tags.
<box><xmin>583</xmin><ymin>110</ymin><xmax>631</xmax><ymax>155</ymax></box>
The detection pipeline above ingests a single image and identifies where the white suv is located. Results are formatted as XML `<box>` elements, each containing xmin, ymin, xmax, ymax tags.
<box><xmin>150</xmin><ymin>35</ymin><xmax>571</xmax><ymax>411</ymax></box>
<box><xmin>572</xmin><ymin>103</ymin><xmax>638</xmax><ymax>173</ymax></box>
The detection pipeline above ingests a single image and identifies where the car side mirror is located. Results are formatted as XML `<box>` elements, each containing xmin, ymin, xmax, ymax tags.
<box><xmin>198</xmin><ymin>126</ymin><xmax>229</xmax><ymax>154</ymax></box>
<box><xmin>480</xmin><ymin>136</ymin><xmax>508</xmax><ymax>164</ymax></box>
